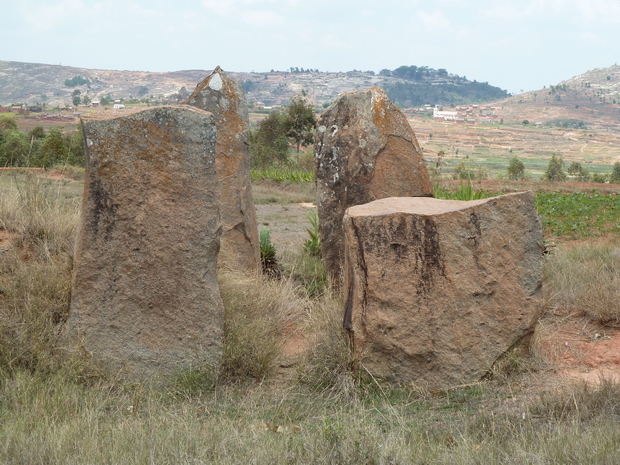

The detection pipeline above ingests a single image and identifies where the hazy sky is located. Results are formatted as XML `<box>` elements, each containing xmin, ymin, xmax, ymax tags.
<box><xmin>2</xmin><ymin>0</ymin><xmax>620</xmax><ymax>94</ymax></box>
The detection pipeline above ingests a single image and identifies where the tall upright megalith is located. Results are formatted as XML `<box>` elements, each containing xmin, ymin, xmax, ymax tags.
<box><xmin>183</xmin><ymin>66</ymin><xmax>260</xmax><ymax>269</ymax></box>
<box><xmin>65</xmin><ymin>106</ymin><xmax>224</xmax><ymax>379</ymax></box>
<box><xmin>315</xmin><ymin>87</ymin><xmax>433</xmax><ymax>282</ymax></box>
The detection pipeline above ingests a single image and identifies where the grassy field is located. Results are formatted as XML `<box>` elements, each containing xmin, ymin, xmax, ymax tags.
<box><xmin>1</xmin><ymin>171</ymin><xmax>620</xmax><ymax>463</ymax></box>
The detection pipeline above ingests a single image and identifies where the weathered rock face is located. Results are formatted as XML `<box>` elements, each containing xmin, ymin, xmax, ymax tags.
<box><xmin>315</xmin><ymin>87</ymin><xmax>433</xmax><ymax>282</ymax></box>
<box><xmin>182</xmin><ymin>66</ymin><xmax>259</xmax><ymax>270</ymax></box>
<box><xmin>343</xmin><ymin>193</ymin><xmax>542</xmax><ymax>389</ymax></box>
<box><xmin>65</xmin><ymin>106</ymin><xmax>224</xmax><ymax>379</ymax></box>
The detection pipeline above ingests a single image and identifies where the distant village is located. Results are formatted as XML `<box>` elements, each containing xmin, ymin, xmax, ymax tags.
<box><xmin>402</xmin><ymin>104</ymin><xmax>501</xmax><ymax>124</ymax></box>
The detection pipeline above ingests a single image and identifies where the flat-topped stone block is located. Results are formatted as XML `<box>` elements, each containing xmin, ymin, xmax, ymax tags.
<box><xmin>343</xmin><ymin>193</ymin><xmax>543</xmax><ymax>389</ymax></box>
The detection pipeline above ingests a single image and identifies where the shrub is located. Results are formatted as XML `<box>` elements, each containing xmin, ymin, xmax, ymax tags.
<box><xmin>567</xmin><ymin>161</ymin><xmax>591</xmax><ymax>182</ymax></box>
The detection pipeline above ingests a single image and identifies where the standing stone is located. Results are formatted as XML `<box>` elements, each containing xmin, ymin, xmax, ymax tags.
<box><xmin>65</xmin><ymin>106</ymin><xmax>224</xmax><ymax>379</ymax></box>
<box><xmin>343</xmin><ymin>193</ymin><xmax>542</xmax><ymax>389</ymax></box>
<box><xmin>315</xmin><ymin>87</ymin><xmax>433</xmax><ymax>282</ymax></box>
<box><xmin>182</xmin><ymin>66</ymin><xmax>260</xmax><ymax>269</ymax></box>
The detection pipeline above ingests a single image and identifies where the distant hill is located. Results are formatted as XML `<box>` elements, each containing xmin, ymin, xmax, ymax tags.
<box><xmin>495</xmin><ymin>64</ymin><xmax>620</xmax><ymax>131</ymax></box>
<box><xmin>0</xmin><ymin>61</ymin><xmax>208</xmax><ymax>107</ymax></box>
<box><xmin>0</xmin><ymin>60</ymin><xmax>508</xmax><ymax>109</ymax></box>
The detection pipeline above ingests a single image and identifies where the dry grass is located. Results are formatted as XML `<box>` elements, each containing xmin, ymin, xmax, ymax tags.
<box><xmin>217</xmin><ymin>256</ymin><xmax>307</xmax><ymax>383</ymax></box>
<box><xmin>297</xmin><ymin>290</ymin><xmax>357</xmax><ymax>398</ymax></box>
<box><xmin>543</xmin><ymin>243</ymin><xmax>620</xmax><ymax>324</ymax></box>
<box><xmin>252</xmin><ymin>179</ymin><xmax>315</xmax><ymax>205</ymax></box>
<box><xmin>0</xmin><ymin>173</ymin><xmax>81</xmax><ymax>374</ymax></box>
<box><xmin>4</xmin><ymin>173</ymin><xmax>620</xmax><ymax>462</ymax></box>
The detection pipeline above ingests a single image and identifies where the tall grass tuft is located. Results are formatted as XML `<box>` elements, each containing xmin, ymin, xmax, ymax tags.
<box><xmin>0</xmin><ymin>173</ymin><xmax>81</xmax><ymax>374</ymax></box>
<box><xmin>297</xmin><ymin>290</ymin><xmax>357</xmax><ymax>398</ymax></box>
<box><xmin>530</xmin><ymin>377</ymin><xmax>620</xmax><ymax>422</ymax></box>
<box><xmin>217</xmin><ymin>256</ymin><xmax>305</xmax><ymax>383</ymax></box>
<box><xmin>544</xmin><ymin>243</ymin><xmax>620</xmax><ymax>324</ymax></box>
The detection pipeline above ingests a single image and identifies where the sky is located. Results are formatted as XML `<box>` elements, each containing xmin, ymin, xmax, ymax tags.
<box><xmin>2</xmin><ymin>0</ymin><xmax>620</xmax><ymax>95</ymax></box>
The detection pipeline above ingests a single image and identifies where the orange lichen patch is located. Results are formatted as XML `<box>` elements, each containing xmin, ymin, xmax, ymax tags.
<box><xmin>370</xmin><ymin>135</ymin><xmax>433</xmax><ymax>199</ymax></box>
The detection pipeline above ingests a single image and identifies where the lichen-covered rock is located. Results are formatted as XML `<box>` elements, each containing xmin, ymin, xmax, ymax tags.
<box><xmin>65</xmin><ymin>106</ymin><xmax>224</xmax><ymax>380</ymax></box>
<box><xmin>315</xmin><ymin>87</ymin><xmax>432</xmax><ymax>282</ymax></box>
<box><xmin>183</xmin><ymin>66</ymin><xmax>259</xmax><ymax>269</ymax></box>
<box><xmin>343</xmin><ymin>193</ymin><xmax>542</xmax><ymax>389</ymax></box>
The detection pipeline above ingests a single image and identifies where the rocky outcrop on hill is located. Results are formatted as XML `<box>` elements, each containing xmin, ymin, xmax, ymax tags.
<box><xmin>315</xmin><ymin>87</ymin><xmax>433</xmax><ymax>282</ymax></box>
<box><xmin>65</xmin><ymin>105</ymin><xmax>223</xmax><ymax>380</ymax></box>
<box><xmin>343</xmin><ymin>193</ymin><xmax>543</xmax><ymax>389</ymax></box>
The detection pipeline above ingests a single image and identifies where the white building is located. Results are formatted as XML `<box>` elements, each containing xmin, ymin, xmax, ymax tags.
<box><xmin>433</xmin><ymin>106</ymin><xmax>458</xmax><ymax>121</ymax></box>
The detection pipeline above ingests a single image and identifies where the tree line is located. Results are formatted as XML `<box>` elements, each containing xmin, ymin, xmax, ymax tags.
<box><xmin>0</xmin><ymin>116</ymin><xmax>83</xmax><ymax>168</ymax></box>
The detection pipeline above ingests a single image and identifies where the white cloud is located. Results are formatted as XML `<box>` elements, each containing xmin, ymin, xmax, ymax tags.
<box><xmin>202</xmin><ymin>0</ymin><xmax>297</xmax><ymax>15</ymax></box>
<box><xmin>21</xmin><ymin>0</ymin><xmax>86</xmax><ymax>30</ymax></box>
<box><xmin>484</xmin><ymin>0</ymin><xmax>620</xmax><ymax>23</ymax></box>
<box><xmin>241</xmin><ymin>10</ymin><xmax>285</xmax><ymax>25</ymax></box>
<box><xmin>417</xmin><ymin>10</ymin><xmax>452</xmax><ymax>31</ymax></box>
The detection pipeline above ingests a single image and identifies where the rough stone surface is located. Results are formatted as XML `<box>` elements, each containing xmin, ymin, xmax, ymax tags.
<box><xmin>343</xmin><ymin>193</ymin><xmax>543</xmax><ymax>389</ymax></box>
<box><xmin>183</xmin><ymin>66</ymin><xmax>259</xmax><ymax>269</ymax></box>
<box><xmin>315</xmin><ymin>87</ymin><xmax>433</xmax><ymax>281</ymax></box>
<box><xmin>65</xmin><ymin>106</ymin><xmax>224</xmax><ymax>379</ymax></box>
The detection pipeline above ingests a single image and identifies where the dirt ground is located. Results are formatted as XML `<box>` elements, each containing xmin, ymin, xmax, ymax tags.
<box><xmin>255</xmin><ymin>202</ymin><xmax>316</xmax><ymax>254</ymax></box>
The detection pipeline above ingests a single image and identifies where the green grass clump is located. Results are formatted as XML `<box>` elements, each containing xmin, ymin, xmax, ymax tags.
<box><xmin>433</xmin><ymin>180</ymin><xmax>496</xmax><ymax>200</ymax></box>
<box><xmin>251</xmin><ymin>168</ymin><xmax>314</xmax><ymax>183</ymax></box>
<box><xmin>303</xmin><ymin>209</ymin><xmax>320</xmax><ymax>257</ymax></box>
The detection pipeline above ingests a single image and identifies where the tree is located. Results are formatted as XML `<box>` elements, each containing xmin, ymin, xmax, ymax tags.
<box><xmin>250</xmin><ymin>111</ymin><xmax>290</xmax><ymax>169</ymax></box>
<box><xmin>284</xmin><ymin>93</ymin><xmax>316</xmax><ymax>158</ymax></box>
<box><xmin>65</xmin><ymin>124</ymin><xmax>84</xmax><ymax>165</ymax></box>
<box><xmin>507</xmin><ymin>156</ymin><xmax>525</xmax><ymax>180</ymax></box>
<box><xmin>73</xmin><ymin>95</ymin><xmax>81</xmax><ymax>106</ymax></box>
<box><xmin>567</xmin><ymin>161</ymin><xmax>591</xmax><ymax>182</ymax></box>
<box><xmin>0</xmin><ymin>116</ymin><xmax>18</xmax><ymax>130</ymax></box>
<box><xmin>35</xmin><ymin>128</ymin><xmax>67</xmax><ymax>169</ymax></box>
<box><xmin>544</xmin><ymin>154</ymin><xmax>567</xmax><ymax>182</ymax></box>
<box><xmin>0</xmin><ymin>129</ymin><xmax>29</xmax><ymax>167</ymax></box>
<box><xmin>611</xmin><ymin>161</ymin><xmax>620</xmax><ymax>184</ymax></box>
